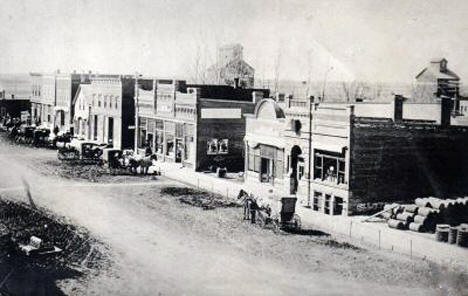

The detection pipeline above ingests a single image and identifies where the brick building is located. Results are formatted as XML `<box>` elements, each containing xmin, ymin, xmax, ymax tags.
<box><xmin>72</xmin><ymin>74</ymin><xmax>135</xmax><ymax>150</ymax></box>
<box><xmin>244</xmin><ymin>94</ymin><xmax>468</xmax><ymax>215</ymax></box>
<box><xmin>135</xmin><ymin>78</ymin><xmax>268</xmax><ymax>171</ymax></box>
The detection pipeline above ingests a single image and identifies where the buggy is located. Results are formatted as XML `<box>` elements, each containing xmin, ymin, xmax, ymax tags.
<box><xmin>58</xmin><ymin>140</ymin><xmax>108</xmax><ymax>163</ymax></box>
<box><xmin>248</xmin><ymin>196</ymin><xmax>301</xmax><ymax>232</ymax></box>
<box><xmin>102</xmin><ymin>148</ymin><xmax>126</xmax><ymax>174</ymax></box>
<box><xmin>32</xmin><ymin>128</ymin><xmax>51</xmax><ymax>147</ymax></box>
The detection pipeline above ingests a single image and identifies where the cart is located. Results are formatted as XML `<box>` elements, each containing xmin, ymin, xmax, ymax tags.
<box><xmin>249</xmin><ymin>196</ymin><xmax>301</xmax><ymax>232</ymax></box>
<box><xmin>271</xmin><ymin>197</ymin><xmax>302</xmax><ymax>232</ymax></box>
<box><xmin>58</xmin><ymin>140</ymin><xmax>107</xmax><ymax>163</ymax></box>
<box><xmin>102</xmin><ymin>148</ymin><xmax>126</xmax><ymax>174</ymax></box>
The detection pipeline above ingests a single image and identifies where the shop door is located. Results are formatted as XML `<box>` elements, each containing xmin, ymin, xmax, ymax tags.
<box><xmin>175</xmin><ymin>139</ymin><xmax>183</xmax><ymax>163</ymax></box>
<box><xmin>108</xmin><ymin>117</ymin><xmax>114</xmax><ymax>144</ymax></box>
<box><xmin>260</xmin><ymin>157</ymin><xmax>273</xmax><ymax>183</ymax></box>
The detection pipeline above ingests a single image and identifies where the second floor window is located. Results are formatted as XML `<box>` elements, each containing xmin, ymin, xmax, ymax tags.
<box><xmin>314</xmin><ymin>151</ymin><xmax>346</xmax><ymax>185</ymax></box>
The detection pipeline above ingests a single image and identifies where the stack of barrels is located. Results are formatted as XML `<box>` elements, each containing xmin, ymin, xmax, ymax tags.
<box><xmin>383</xmin><ymin>197</ymin><xmax>468</xmax><ymax>247</ymax></box>
<box><xmin>385</xmin><ymin>203</ymin><xmax>421</xmax><ymax>231</ymax></box>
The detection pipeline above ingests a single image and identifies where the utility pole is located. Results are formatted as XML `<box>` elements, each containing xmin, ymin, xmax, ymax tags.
<box><xmin>306</xmin><ymin>96</ymin><xmax>314</xmax><ymax>208</ymax></box>
<box><xmin>134</xmin><ymin>72</ymin><xmax>139</xmax><ymax>153</ymax></box>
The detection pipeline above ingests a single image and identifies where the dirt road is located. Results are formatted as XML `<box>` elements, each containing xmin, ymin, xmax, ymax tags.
<box><xmin>0</xmin><ymin>137</ymin><xmax>464</xmax><ymax>296</ymax></box>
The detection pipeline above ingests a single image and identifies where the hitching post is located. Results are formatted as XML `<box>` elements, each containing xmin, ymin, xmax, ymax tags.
<box><xmin>410</xmin><ymin>240</ymin><xmax>413</xmax><ymax>259</ymax></box>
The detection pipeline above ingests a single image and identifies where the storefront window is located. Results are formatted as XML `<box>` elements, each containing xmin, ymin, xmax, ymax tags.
<box><xmin>184</xmin><ymin>136</ymin><xmax>194</xmax><ymax>162</ymax></box>
<box><xmin>138</xmin><ymin>129</ymin><xmax>146</xmax><ymax>149</ymax></box>
<box><xmin>155</xmin><ymin>131</ymin><xmax>164</xmax><ymax>154</ymax></box>
<box><xmin>166</xmin><ymin>134</ymin><xmax>174</xmax><ymax>156</ymax></box>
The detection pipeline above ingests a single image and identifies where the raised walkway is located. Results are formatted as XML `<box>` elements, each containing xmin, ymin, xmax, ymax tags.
<box><xmin>153</xmin><ymin>161</ymin><xmax>468</xmax><ymax>270</ymax></box>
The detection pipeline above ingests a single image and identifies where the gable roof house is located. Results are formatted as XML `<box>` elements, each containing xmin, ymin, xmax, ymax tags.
<box><xmin>413</xmin><ymin>58</ymin><xmax>460</xmax><ymax>102</ymax></box>
<box><xmin>206</xmin><ymin>44</ymin><xmax>255</xmax><ymax>88</ymax></box>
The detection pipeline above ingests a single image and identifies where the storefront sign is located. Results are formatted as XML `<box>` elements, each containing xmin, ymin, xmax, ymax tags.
<box><xmin>201</xmin><ymin>108</ymin><xmax>241</xmax><ymax>119</ymax></box>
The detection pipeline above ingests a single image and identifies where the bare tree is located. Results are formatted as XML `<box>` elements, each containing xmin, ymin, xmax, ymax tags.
<box><xmin>341</xmin><ymin>80</ymin><xmax>367</xmax><ymax>102</ymax></box>
<box><xmin>273</xmin><ymin>45</ymin><xmax>282</xmax><ymax>94</ymax></box>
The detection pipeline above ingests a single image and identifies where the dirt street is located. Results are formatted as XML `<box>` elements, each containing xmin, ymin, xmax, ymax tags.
<box><xmin>0</xmin><ymin>135</ymin><xmax>466</xmax><ymax>296</ymax></box>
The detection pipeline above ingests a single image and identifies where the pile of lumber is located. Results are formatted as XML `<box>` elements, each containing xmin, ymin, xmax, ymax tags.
<box><xmin>382</xmin><ymin>197</ymin><xmax>468</xmax><ymax>233</ymax></box>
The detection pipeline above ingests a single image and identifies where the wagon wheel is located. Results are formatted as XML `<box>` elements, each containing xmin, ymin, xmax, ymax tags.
<box><xmin>292</xmin><ymin>214</ymin><xmax>302</xmax><ymax>230</ymax></box>
<box><xmin>270</xmin><ymin>213</ymin><xmax>281</xmax><ymax>234</ymax></box>
<box><xmin>255</xmin><ymin>211</ymin><xmax>268</xmax><ymax>228</ymax></box>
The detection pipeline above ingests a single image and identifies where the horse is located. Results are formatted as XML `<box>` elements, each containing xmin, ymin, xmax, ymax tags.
<box><xmin>237</xmin><ymin>189</ymin><xmax>253</xmax><ymax>220</ymax></box>
<box><xmin>121</xmin><ymin>154</ymin><xmax>157</xmax><ymax>175</ymax></box>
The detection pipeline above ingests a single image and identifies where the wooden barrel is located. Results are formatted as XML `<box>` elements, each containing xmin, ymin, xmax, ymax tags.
<box><xmin>456</xmin><ymin>227</ymin><xmax>468</xmax><ymax>247</ymax></box>
<box><xmin>384</xmin><ymin>203</ymin><xmax>400</xmax><ymax>214</ymax></box>
<box><xmin>381</xmin><ymin>212</ymin><xmax>393</xmax><ymax>220</ymax></box>
<box><xmin>414</xmin><ymin>215</ymin><xmax>426</xmax><ymax>224</ymax></box>
<box><xmin>388</xmin><ymin>219</ymin><xmax>405</xmax><ymax>230</ymax></box>
<box><xmin>435</xmin><ymin>224</ymin><xmax>450</xmax><ymax>242</ymax></box>
<box><xmin>456</xmin><ymin>198</ymin><xmax>466</xmax><ymax>206</ymax></box>
<box><xmin>396</xmin><ymin>212</ymin><xmax>414</xmax><ymax>223</ymax></box>
<box><xmin>459</xmin><ymin>223</ymin><xmax>468</xmax><ymax>229</ymax></box>
<box><xmin>427</xmin><ymin>197</ymin><xmax>441</xmax><ymax>208</ymax></box>
<box><xmin>418</xmin><ymin>207</ymin><xmax>438</xmax><ymax>217</ymax></box>
<box><xmin>448</xmin><ymin>227</ymin><xmax>458</xmax><ymax>244</ymax></box>
<box><xmin>409</xmin><ymin>222</ymin><xmax>424</xmax><ymax>232</ymax></box>
<box><xmin>415</xmin><ymin>198</ymin><xmax>429</xmax><ymax>207</ymax></box>
<box><xmin>430</xmin><ymin>199</ymin><xmax>448</xmax><ymax>211</ymax></box>
<box><xmin>404</xmin><ymin>205</ymin><xmax>419</xmax><ymax>214</ymax></box>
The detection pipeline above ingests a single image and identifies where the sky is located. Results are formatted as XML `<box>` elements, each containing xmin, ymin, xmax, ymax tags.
<box><xmin>1</xmin><ymin>0</ymin><xmax>467</xmax><ymax>83</ymax></box>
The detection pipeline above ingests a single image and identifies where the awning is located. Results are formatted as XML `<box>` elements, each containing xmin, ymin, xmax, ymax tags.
<box><xmin>54</xmin><ymin>106</ymin><xmax>69</xmax><ymax>112</ymax></box>
<box><xmin>244</xmin><ymin>133</ymin><xmax>285</xmax><ymax>149</ymax></box>
<box><xmin>313</xmin><ymin>142</ymin><xmax>347</xmax><ymax>154</ymax></box>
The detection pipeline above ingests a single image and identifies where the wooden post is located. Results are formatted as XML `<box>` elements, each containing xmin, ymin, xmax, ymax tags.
<box><xmin>349</xmin><ymin>221</ymin><xmax>352</xmax><ymax>238</ymax></box>
<box><xmin>410</xmin><ymin>240</ymin><xmax>413</xmax><ymax>259</ymax></box>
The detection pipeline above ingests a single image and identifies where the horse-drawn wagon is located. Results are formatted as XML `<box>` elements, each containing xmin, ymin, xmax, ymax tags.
<box><xmin>57</xmin><ymin>139</ymin><xmax>108</xmax><ymax>163</ymax></box>
<box><xmin>239</xmin><ymin>190</ymin><xmax>301</xmax><ymax>232</ymax></box>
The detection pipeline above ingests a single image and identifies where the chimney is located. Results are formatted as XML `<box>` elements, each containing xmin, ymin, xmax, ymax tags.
<box><xmin>440</xmin><ymin>96</ymin><xmax>452</xmax><ymax>127</ymax></box>
<box><xmin>188</xmin><ymin>87</ymin><xmax>201</xmax><ymax>101</ymax></box>
<box><xmin>392</xmin><ymin>95</ymin><xmax>405</xmax><ymax>123</ymax></box>
<box><xmin>252</xmin><ymin>91</ymin><xmax>264</xmax><ymax>104</ymax></box>
<box><xmin>276</xmin><ymin>93</ymin><xmax>285</xmax><ymax>102</ymax></box>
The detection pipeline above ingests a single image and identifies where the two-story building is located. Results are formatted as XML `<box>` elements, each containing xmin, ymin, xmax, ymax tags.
<box><xmin>30</xmin><ymin>72</ymin><xmax>42</xmax><ymax>124</ymax></box>
<box><xmin>135</xmin><ymin>79</ymin><xmax>268</xmax><ymax>171</ymax></box>
<box><xmin>30</xmin><ymin>71</ymin><xmax>89</xmax><ymax>132</ymax></box>
<box><xmin>40</xmin><ymin>73</ymin><xmax>56</xmax><ymax>128</ymax></box>
<box><xmin>244</xmin><ymin>94</ymin><xmax>468</xmax><ymax>216</ymax></box>
<box><xmin>72</xmin><ymin>74</ymin><xmax>135</xmax><ymax>150</ymax></box>
<box><xmin>413</xmin><ymin>58</ymin><xmax>460</xmax><ymax>103</ymax></box>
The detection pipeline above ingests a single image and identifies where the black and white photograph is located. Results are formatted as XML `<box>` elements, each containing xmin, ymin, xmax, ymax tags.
<box><xmin>0</xmin><ymin>0</ymin><xmax>467</xmax><ymax>295</ymax></box>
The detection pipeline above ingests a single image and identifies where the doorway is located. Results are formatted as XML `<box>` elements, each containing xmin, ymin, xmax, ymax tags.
<box><xmin>290</xmin><ymin>145</ymin><xmax>302</xmax><ymax>194</ymax></box>
<box><xmin>108</xmin><ymin>117</ymin><xmax>114</xmax><ymax>144</ymax></box>
<box><xmin>175</xmin><ymin>139</ymin><xmax>183</xmax><ymax>163</ymax></box>
<box><xmin>260</xmin><ymin>157</ymin><xmax>273</xmax><ymax>184</ymax></box>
